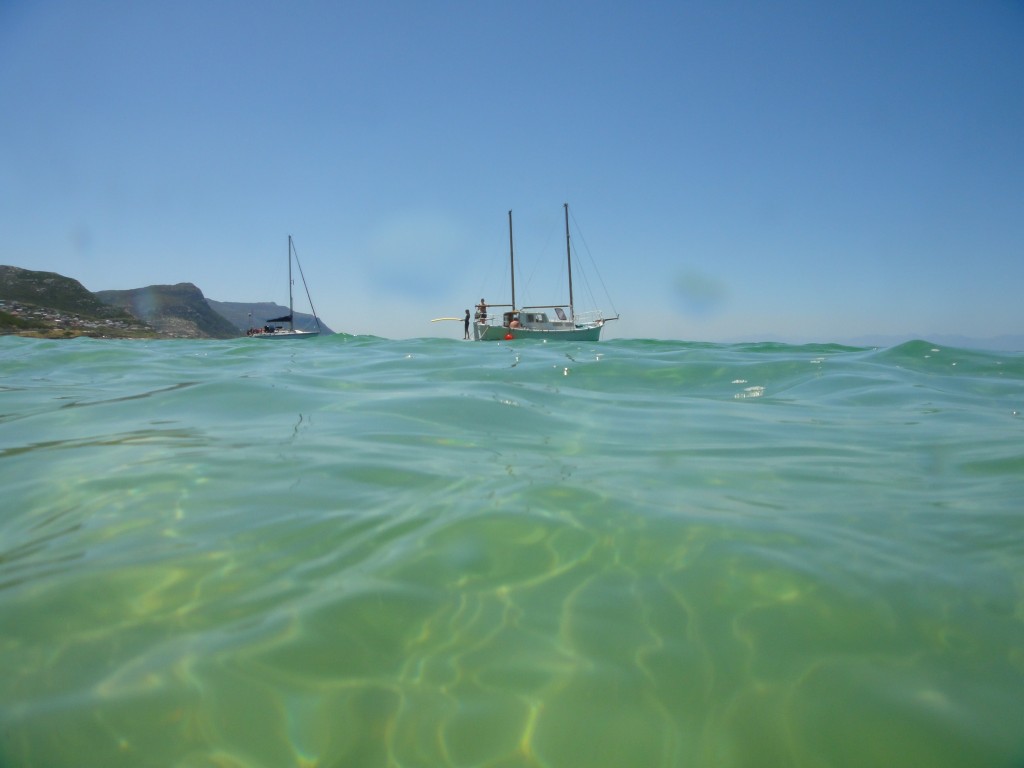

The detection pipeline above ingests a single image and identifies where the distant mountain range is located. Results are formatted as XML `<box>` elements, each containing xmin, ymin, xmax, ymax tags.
<box><xmin>0</xmin><ymin>265</ymin><xmax>332</xmax><ymax>339</ymax></box>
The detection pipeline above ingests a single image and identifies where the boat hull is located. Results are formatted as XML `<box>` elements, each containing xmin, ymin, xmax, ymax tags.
<box><xmin>474</xmin><ymin>322</ymin><xmax>602</xmax><ymax>341</ymax></box>
<box><xmin>249</xmin><ymin>330</ymin><xmax>320</xmax><ymax>339</ymax></box>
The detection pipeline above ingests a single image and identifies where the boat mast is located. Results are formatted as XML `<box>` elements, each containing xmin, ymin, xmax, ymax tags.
<box><xmin>287</xmin><ymin>235</ymin><xmax>295</xmax><ymax>332</ymax></box>
<box><xmin>508</xmin><ymin>210</ymin><xmax>516</xmax><ymax>311</ymax></box>
<box><xmin>564</xmin><ymin>202</ymin><xmax>574</xmax><ymax>320</ymax></box>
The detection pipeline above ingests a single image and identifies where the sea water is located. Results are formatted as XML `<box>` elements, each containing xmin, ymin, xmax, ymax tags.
<box><xmin>1</xmin><ymin>335</ymin><xmax>1022</xmax><ymax>768</ymax></box>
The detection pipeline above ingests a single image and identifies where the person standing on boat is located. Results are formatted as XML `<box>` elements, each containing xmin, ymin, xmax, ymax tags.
<box><xmin>463</xmin><ymin>309</ymin><xmax>470</xmax><ymax>339</ymax></box>
<box><xmin>475</xmin><ymin>299</ymin><xmax>487</xmax><ymax>323</ymax></box>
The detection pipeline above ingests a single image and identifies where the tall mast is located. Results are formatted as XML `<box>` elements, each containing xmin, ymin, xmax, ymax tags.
<box><xmin>508</xmin><ymin>210</ymin><xmax>516</xmax><ymax>310</ymax></box>
<box><xmin>564</xmin><ymin>202</ymin><xmax>574</xmax><ymax>320</ymax></box>
<box><xmin>287</xmin><ymin>235</ymin><xmax>295</xmax><ymax>332</ymax></box>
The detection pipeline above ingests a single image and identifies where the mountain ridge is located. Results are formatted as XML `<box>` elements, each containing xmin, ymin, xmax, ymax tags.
<box><xmin>0</xmin><ymin>265</ymin><xmax>332</xmax><ymax>338</ymax></box>
<box><xmin>95</xmin><ymin>283</ymin><xmax>240</xmax><ymax>339</ymax></box>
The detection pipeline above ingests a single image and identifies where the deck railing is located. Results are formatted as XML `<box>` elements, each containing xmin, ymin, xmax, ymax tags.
<box><xmin>571</xmin><ymin>309</ymin><xmax>609</xmax><ymax>326</ymax></box>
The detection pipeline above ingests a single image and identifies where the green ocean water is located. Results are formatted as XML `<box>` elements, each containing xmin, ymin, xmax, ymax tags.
<box><xmin>1</xmin><ymin>335</ymin><xmax>1022</xmax><ymax>768</ymax></box>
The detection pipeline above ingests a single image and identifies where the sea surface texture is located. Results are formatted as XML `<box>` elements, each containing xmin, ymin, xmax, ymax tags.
<box><xmin>1</xmin><ymin>335</ymin><xmax>1022</xmax><ymax>768</ymax></box>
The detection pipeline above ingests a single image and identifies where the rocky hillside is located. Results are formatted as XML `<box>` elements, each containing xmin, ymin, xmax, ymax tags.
<box><xmin>96</xmin><ymin>283</ymin><xmax>240</xmax><ymax>339</ymax></box>
<box><xmin>1</xmin><ymin>265</ymin><xmax>135</xmax><ymax>320</ymax></box>
<box><xmin>1</xmin><ymin>265</ymin><xmax>333</xmax><ymax>339</ymax></box>
<box><xmin>0</xmin><ymin>265</ymin><xmax>155</xmax><ymax>338</ymax></box>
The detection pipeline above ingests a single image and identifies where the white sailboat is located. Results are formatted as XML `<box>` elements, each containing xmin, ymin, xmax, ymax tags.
<box><xmin>248</xmin><ymin>235</ymin><xmax>321</xmax><ymax>339</ymax></box>
<box><xmin>473</xmin><ymin>203</ymin><xmax>618</xmax><ymax>341</ymax></box>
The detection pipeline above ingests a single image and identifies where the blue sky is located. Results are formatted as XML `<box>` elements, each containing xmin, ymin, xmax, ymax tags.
<box><xmin>1</xmin><ymin>0</ymin><xmax>1021</xmax><ymax>343</ymax></box>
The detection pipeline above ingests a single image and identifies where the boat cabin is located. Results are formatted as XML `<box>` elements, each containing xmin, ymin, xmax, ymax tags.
<box><xmin>502</xmin><ymin>308</ymin><xmax>574</xmax><ymax>331</ymax></box>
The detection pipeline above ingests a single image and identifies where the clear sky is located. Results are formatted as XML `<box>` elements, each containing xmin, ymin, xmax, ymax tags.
<box><xmin>1</xmin><ymin>0</ymin><xmax>1022</xmax><ymax>344</ymax></box>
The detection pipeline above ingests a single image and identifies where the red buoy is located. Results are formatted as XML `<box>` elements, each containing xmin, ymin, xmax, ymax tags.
<box><xmin>505</xmin><ymin>333</ymin><xmax>514</xmax><ymax>340</ymax></box>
